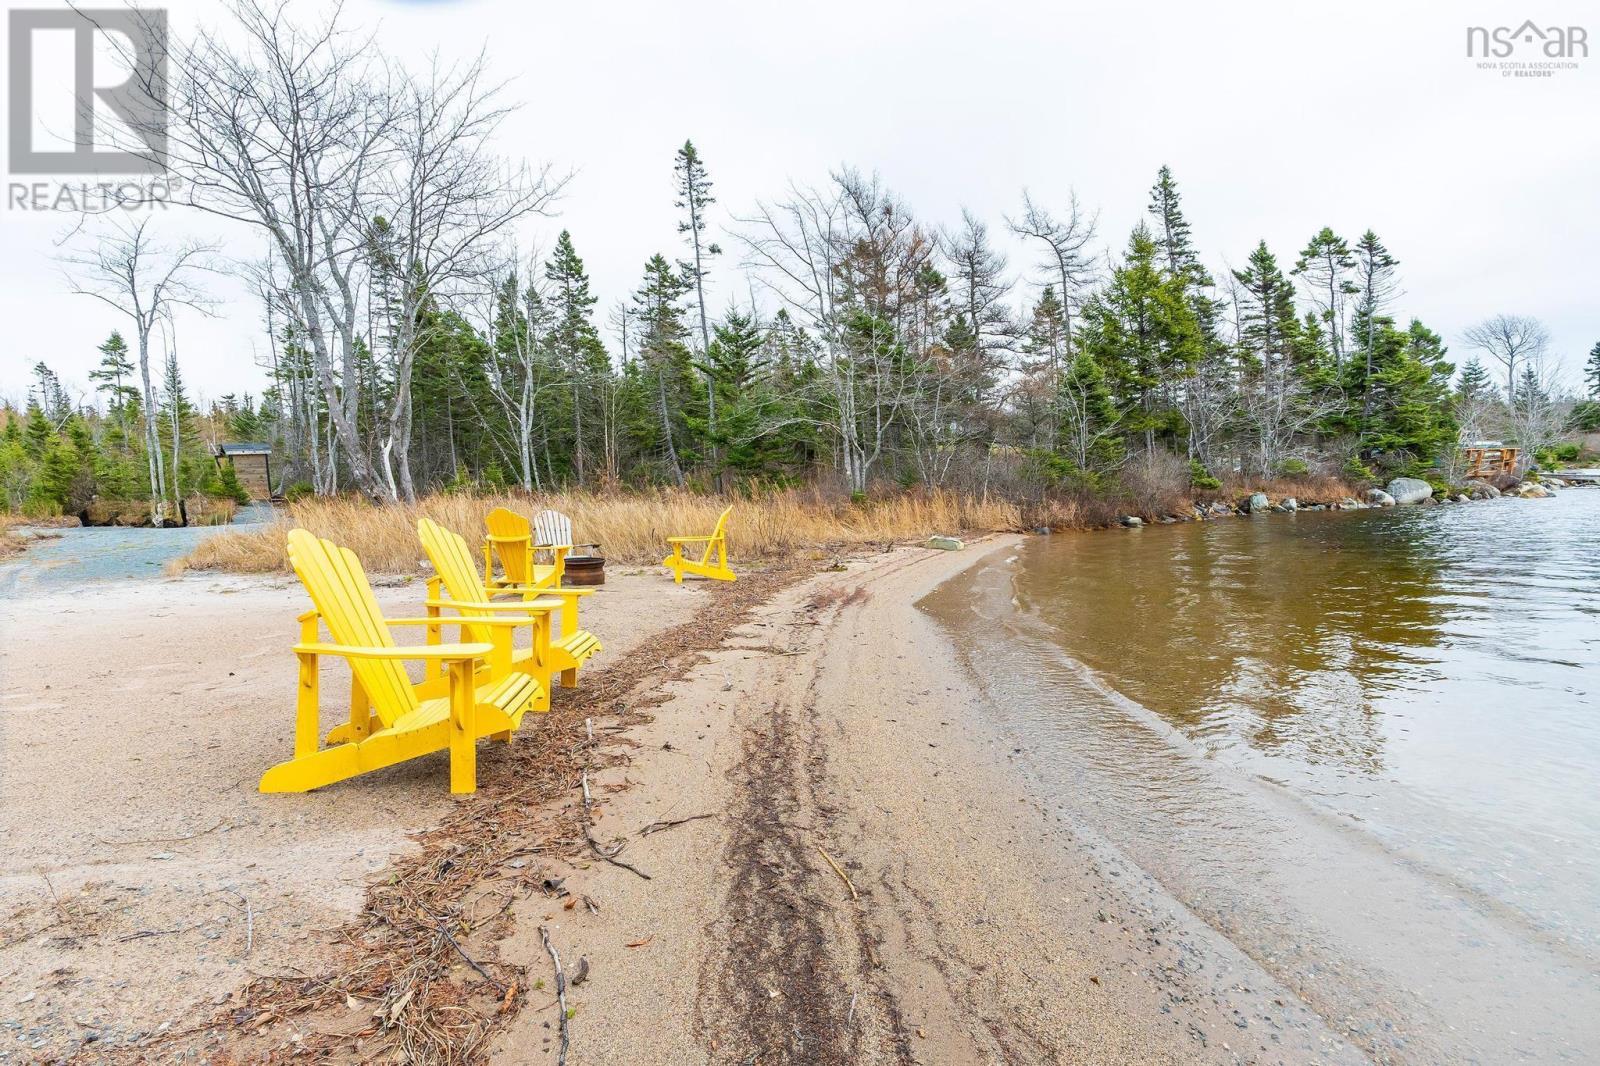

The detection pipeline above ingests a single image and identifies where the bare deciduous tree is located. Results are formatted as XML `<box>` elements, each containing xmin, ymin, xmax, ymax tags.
<box><xmin>63</xmin><ymin>218</ymin><xmax>213</xmax><ymax>524</ymax></box>
<box><xmin>1463</xmin><ymin>314</ymin><xmax>1550</xmax><ymax>404</ymax></box>
<box><xmin>367</xmin><ymin>55</ymin><xmax>564</xmax><ymax>501</ymax></box>
<box><xmin>1007</xmin><ymin>189</ymin><xmax>1098</xmax><ymax>360</ymax></box>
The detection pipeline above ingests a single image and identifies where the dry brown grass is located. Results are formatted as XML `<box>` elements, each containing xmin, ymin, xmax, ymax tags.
<box><xmin>175</xmin><ymin>487</ymin><xmax>1026</xmax><ymax>575</ymax></box>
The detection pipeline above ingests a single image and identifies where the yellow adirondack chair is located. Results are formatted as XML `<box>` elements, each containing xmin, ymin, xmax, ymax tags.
<box><xmin>421</xmin><ymin>518</ymin><xmax>602</xmax><ymax>689</ymax></box>
<box><xmin>484</xmin><ymin>507</ymin><xmax>565</xmax><ymax>590</ymax></box>
<box><xmin>481</xmin><ymin>507</ymin><xmax>594</xmax><ymax>649</ymax></box>
<box><xmin>259</xmin><ymin>529</ymin><xmax>548</xmax><ymax>795</ymax></box>
<box><xmin>662</xmin><ymin>505</ymin><xmax>736</xmax><ymax>583</ymax></box>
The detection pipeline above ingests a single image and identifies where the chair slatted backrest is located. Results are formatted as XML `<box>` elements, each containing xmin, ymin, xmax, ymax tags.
<box><xmin>485</xmin><ymin>507</ymin><xmax>533</xmax><ymax>585</ymax></box>
<box><xmin>703</xmin><ymin>505</ymin><xmax>734</xmax><ymax>562</ymax></box>
<box><xmin>287</xmin><ymin>529</ymin><xmax>418</xmax><ymax>727</ymax></box>
<box><xmin>419</xmin><ymin>518</ymin><xmax>495</xmax><ymax>643</ymax></box>
<box><xmin>533</xmin><ymin>510</ymin><xmax>572</xmax><ymax>550</ymax></box>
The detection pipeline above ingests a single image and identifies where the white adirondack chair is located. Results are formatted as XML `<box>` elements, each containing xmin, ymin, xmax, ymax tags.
<box><xmin>533</xmin><ymin>510</ymin><xmax>600</xmax><ymax>568</ymax></box>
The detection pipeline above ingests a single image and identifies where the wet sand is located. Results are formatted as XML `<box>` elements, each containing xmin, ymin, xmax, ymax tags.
<box><xmin>491</xmin><ymin>539</ymin><xmax>1366</xmax><ymax>1064</ymax></box>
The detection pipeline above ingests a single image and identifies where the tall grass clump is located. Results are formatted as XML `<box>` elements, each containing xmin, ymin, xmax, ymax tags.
<box><xmin>176</xmin><ymin>487</ymin><xmax>1025</xmax><ymax>575</ymax></box>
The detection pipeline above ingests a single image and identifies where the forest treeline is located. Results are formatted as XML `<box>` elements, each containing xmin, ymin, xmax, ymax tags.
<box><xmin>4</xmin><ymin>1</ymin><xmax>1598</xmax><ymax>522</ymax></box>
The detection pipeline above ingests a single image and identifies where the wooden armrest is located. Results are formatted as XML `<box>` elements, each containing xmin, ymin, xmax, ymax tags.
<box><xmin>491</xmin><ymin>585</ymin><xmax>594</xmax><ymax>599</ymax></box>
<box><xmin>386</xmin><ymin>615</ymin><xmax>540</xmax><ymax>628</ymax></box>
<box><xmin>292</xmin><ymin>642</ymin><xmax>491</xmax><ymax>662</ymax></box>
<box><xmin>425</xmin><ymin>598</ymin><xmax>561</xmax><ymax>613</ymax></box>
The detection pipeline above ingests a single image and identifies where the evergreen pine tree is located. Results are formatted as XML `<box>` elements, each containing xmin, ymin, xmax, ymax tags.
<box><xmin>1292</xmin><ymin>228</ymin><xmax>1358</xmax><ymax>366</ymax></box>
<box><xmin>89</xmin><ymin>331</ymin><xmax>139</xmax><ymax>426</ymax></box>
<box><xmin>1079</xmin><ymin>223</ymin><xmax>1203</xmax><ymax>453</ymax></box>
<box><xmin>1351</xmin><ymin>230</ymin><xmax>1400</xmax><ymax>429</ymax></box>
<box><xmin>631</xmin><ymin>254</ymin><xmax>700</xmax><ymax>485</ymax></box>
<box><xmin>545</xmin><ymin>231</ymin><xmax>609</xmax><ymax>485</ymax></box>
<box><xmin>1457</xmin><ymin>357</ymin><xmax>1494</xmax><ymax>402</ymax></box>
<box><xmin>1585</xmin><ymin>341</ymin><xmax>1600</xmax><ymax>399</ymax></box>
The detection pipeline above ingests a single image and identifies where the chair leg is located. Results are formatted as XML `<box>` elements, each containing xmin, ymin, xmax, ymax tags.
<box><xmin>447</xmin><ymin>659</ymin><xmax>477</xmax><ymax>794</ymax></box>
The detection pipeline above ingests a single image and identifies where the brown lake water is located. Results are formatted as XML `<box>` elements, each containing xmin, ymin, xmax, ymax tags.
<box><xmin>927</xmin><ymin>490</ymin><xmax>1600</xmax><ymax>1064</ymax></box>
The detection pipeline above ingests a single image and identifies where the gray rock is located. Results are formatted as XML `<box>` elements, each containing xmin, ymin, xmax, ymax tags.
<box><xmin>1544</xmin><ymin>477</ymin><xmax>1568</xmax><ymax>488</ymax></box>
<box><xmin>1454</xmin><ymin>493</ymin><xmax>1471</xmax><ymax>503</ymax></box>
<box><xmin>1282</xmin><ymin>497</ymin><xmax>1298</xmax><ymax>511</ymax></box>
<box><xmin>1337</xmin><ymin>497</ymin><xmax>1363</xmax><ymax>510</ymax></box>
<box><xmin>1119</xmin><ymin>515</ymin><xmax>1143</xmax><ymax>527</ymax></box>
<box><xmin>1367</xmin><ymin>489</ymin><xmax>1396</xmax><ymax>507</ymax></box>
<box><xmin>926</xmin><ymin>535</ymin><xmax>965</xmax><ymax>550</ymax></box>
<box><xmin>1463</xmin><ymin>479</ymin><xmax>1502</xmax><ymax>500</ymax></box>
<box><xmin>1513</xmin><ymin>481</ymin><xmax>1554</xmax><ymax>499</ymax></box>
<box><xmin>1244</xmin><ymin>491</ymin><xmax>1270</xmax><ymax>513</ymax></box>
<box><xmin>1385</xmin><ymin>477</ymin><xmax>1434</xmax><ymax>505</ymax></box>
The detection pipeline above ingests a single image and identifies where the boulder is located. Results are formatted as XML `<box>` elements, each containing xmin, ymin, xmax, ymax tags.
<box><xmin>1243</xmin><ymin>491</ymin><xmax>1270</xmax><ymax>514</ymax></box>
<box><xmin>1367</xmin><ymin>489</ymin><xmax>1396</xmax><ymax>507</ymax></box>
<box><xmin>1463</xmin><ymin>479</ymin><xmax>1501</xmax><ymax>500</ymax></box>
<box><xmin>1282</xmin><ymin>497</ymin><xmax>1298</xmax><ymax>511</ymax></box>
<box><xmin>1453</xmin><ymin>493</ymin><xmax>1471</xmax><ymax>503</ymax></box>
<box><xmin>1385</xmin><ymin>477</ymin><xmax>1434</xmax><ymax>505</ymax></box>
<box><xmin>1513</xmin><ymin>481</ymin><xmax>1554</xmax><ymax>499</ymax></box>
<box><xmin>1119</xmin><ymin>515</ymin><xmax>1143</xmax><ymax>527</ymax></box>
<box><xmin>1338</xmin><ymin>497</ymin><xmax>1363</xmax><ymax>510</ymax></box>
<box><xmin>926</xmin><ymin>535</ymin><xmax>965</xmax><ymax>550</ymax></box>
<box><xmin>1544</xmin><ymin>477</ymin><xmax>1567</xmax><ymax>488</ymax></box>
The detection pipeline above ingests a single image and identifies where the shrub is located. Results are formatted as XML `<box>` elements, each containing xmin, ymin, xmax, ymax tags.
<box><xmin>1278</xmin><ymin>458</ymin><xmax>1310</xmax><ymax>477</ymax></box>
<box><xmin>214</xmin><ymin>463</ymin><xmax>252</xmax><ymax>506</ymax></box>
<box><xmin>1188</xmin><ymin>459</ymin><xmax>1221</xmax><ymax>490</ymax></box>
<box><xmin>1570</xmin><ymin>400</ymin><xmax>1600</xmax><ymax>433</ymax></box>
<box><xmin>1341</xmin><ymin>457</ymin><xmax>1374</xmax><ymax>485</ymax></box>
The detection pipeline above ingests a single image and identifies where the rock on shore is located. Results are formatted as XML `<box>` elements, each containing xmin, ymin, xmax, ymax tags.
<box><xmin>1385</xmin><ymin>477</ymin><xmax>1435</xmax><ymax>505</ymax></box>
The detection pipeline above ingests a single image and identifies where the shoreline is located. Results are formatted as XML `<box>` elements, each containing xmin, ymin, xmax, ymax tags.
<box><xmin>488</xmin><ymin>538</ymin><xmax>1367</xmax><ymax>1063</ymax></box>
<box><xmin>3</xmin><ymin>491</ymin><xmax>1589</xmax><ymax>1061</ymax></box>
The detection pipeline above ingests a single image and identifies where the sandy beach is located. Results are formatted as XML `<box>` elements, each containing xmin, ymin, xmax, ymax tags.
<box><xmin>1</xmin><ymin>538</ymin><xmax>1371</xmax><ymax>1064</ymax></box>
<box><xmin>0</xmin><ymin>565</ymin><xmax>700</xmax><ymax>1060</ymax></box>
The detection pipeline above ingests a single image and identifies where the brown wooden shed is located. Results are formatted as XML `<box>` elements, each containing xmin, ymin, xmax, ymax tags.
<box><xmin>214</xmin><ymin>443</ymin><xmax>274</xmax><ymax>501</ymax></box>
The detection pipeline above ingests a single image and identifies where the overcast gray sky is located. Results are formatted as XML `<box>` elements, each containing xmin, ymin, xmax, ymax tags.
<box><xmin>2</xmin><ymin>0</ymin><xmax>1596</xmax><ymax>404</ymax></box>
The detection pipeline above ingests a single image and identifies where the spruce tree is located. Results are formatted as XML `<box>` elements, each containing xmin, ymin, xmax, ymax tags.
<box><xmin>1079</xmin><ymin>223</ymin><xmax>1203</xmax><ymax>454</ymax></box>
<box><xmin>90</xmin><ymin>331</ymin><xmax>138</xmax><ymax>427</ymax></box>
<box><xmin>1147</xmin><ymin>166</ymin><xmax>1202</xmax><ymax>283</ymax></box>
<box><xmin>673</xmin><ymin>143</ymin><xmax>720</xmax><ymax>390</ymax></box>
<box><xmin>1585</xmin><ymin>341</ymin><xmax>1600</xmax><ymax>399</ymax></box>
<box><xmin>1292</xmin><ymin>228</ymin><xmax>1358</xmax><ymax>366</ymax></box>
<box><xmin>544</xmin><ymin>231</ymin><xmax>609</xmax><ymax>485</ymax></box>
<box><xmin>631</xmin><ymin>254</ymin><xmax>700</xmax><ymax>485</ymax></box>
<box><xmin>1457</xmin><ymin>357</ymin><xmax>1494</xmax><ymax>402</ymax></box>
<box><xmin>1351</xmin><ymin>230</ymin><xmax>1400</xmax><ymax>428</ymax></box>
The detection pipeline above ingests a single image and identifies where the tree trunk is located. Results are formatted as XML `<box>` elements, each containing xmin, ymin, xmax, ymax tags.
<box><xmin>134</xmin><ymin>324</ymin><xmax>166</xmax><ymax>526</ymax></box>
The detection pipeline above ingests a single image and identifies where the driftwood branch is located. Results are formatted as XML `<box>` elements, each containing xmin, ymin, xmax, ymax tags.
<box><xmin>439</xmin><ymin>922</ymin><xmax>503</xmax><ymax>991</ymax></box>
<box><xmin>816</xmin><ymin>844</ymin><xmax>858</xmax><ymax>900</ymax></box>
<box><xmin>580</xmin><ymin>772</ymin><xmax>652</xmax><ymax>880</ymax></box>
<box><xmin>639</xmin><ymin>813</ymin><xmax>716</xmax><ymax>837</ymax></box>
<box><xmin>540</xmin><ymin>924</ymin><xmax>570</xmax><ymax>1066</ymax></box>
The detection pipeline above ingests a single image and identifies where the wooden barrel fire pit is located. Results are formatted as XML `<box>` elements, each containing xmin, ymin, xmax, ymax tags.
<box><xmin>564</xmin><ymin>555</ymin><xmax>605</xmax><ymax>586</ymax></box>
